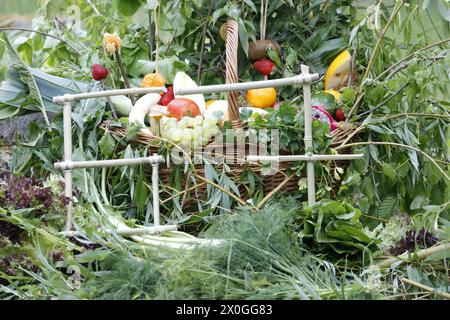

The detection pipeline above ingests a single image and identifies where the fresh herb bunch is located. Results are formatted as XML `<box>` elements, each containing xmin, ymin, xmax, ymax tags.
<box><xmin>243</xmin><ymin>102</ymin><xmax>332</xmax><ymax>154</ymax></box>
<box><xmin>389</xmin><ymin>228</ymin><xmax>438</xmax><ymax>256</ymax></box>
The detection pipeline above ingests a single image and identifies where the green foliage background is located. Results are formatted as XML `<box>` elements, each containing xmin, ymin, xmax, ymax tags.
<box><xmin>0</xmin><ymin>0</ymin><xmax>449</xmax><ymax>300</ymax></box>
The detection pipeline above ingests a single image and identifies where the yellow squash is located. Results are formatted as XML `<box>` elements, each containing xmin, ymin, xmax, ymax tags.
<box><xmin>324</xmin><ymin>50</ymin><xmax>351</xmax><ymax>90</ymax></box>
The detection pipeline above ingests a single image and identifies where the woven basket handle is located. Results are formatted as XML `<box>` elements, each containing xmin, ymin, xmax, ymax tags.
<box><xmin>224</xmin><ymin>20</ymin><xmax>242</xmax><ymax>128</ymax></box>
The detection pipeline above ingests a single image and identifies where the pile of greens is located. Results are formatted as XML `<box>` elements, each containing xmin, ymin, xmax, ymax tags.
<box><xmin>298</xmin><ymin>199</ymin><xmax>379</xmax><ymax>256</ymax></box>
<box><xmin>79</xmin><ymin>199</ymin><xmax>379</xmax><ymax>300</ymax></box>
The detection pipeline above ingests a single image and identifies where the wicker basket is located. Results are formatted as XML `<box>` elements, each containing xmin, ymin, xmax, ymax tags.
<box><xmin>100</xmin><ymin>20</ymin><xmax>355</xmax><ymax>205</ymax></box>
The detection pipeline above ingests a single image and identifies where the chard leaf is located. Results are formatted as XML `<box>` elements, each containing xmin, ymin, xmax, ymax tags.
<box><xmin>1</xmin><ymin>33</ymin><xmax>49</xmax><ymax>127</ymax></box>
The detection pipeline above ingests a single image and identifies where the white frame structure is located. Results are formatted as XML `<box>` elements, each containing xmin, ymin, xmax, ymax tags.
<box><xmin>53</xmin><ymin>65</ymin><xmax>363</xmax><ymax>236</ymax></box>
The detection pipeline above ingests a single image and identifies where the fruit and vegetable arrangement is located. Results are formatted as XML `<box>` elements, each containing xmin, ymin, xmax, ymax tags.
<box><xmin>102</xmin><ymin>39</ymin><xmax>353</xmax><ymax>153</ymax></box>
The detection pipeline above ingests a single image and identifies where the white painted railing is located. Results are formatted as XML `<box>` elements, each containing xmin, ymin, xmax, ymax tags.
<box><xmin>52</xmin><ymin>65</ymin><xmax>363</xmax><ymax>236</ymax></box>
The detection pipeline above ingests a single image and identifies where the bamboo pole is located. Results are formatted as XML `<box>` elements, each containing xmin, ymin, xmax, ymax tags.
<box><xmin>374</xmin><ymin>243</ymin><xmax>450</xmax><ymax>268</ymax></box>
<box><xmin>174</xmin><ymin>74</ymin><xmax>319</xmax><ymax>96</ymax></box>
<box><xmin>401</xmin><ymin>278</ymin><xmax>450</xmax><ymax>300</ymax></box>
<box><xmin>246</xmin><ymin>154</ymin><xmax>364</xmax><ymax>162</ymax></box>
<box><xmin>63</xmin><ymin>102</ymin><xmax>73</xmax><ymax>232</ymax></box>
<box><xmin>52</xmin><ymin>87</ymin><xmax>166</xmax><ymax>104</ymax></box>
<box><xmin>55</xmin><ymin>155</ymin><xmax>164</xmax><ymax>170</ymax></box>
<box><xmin>53</xmin><ymin>74</ymin><xmax>319</xmax><ymax>105</ymax></box>
<box><xmin>152</xmin><ymin>157</ymin><xmax>160</xmax><ymax>226</ymax></box>
<box><xmin>301</xmin><ymin>65</ymin><xmax>315</xmax><ymax>206</ymax></box>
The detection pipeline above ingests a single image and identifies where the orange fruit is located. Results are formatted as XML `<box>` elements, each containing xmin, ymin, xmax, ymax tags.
<box><xmin>246</xmin><ymin>87</ymin><xmax>277</xmax><ymax>108</ymax></box>
<box><xmin>141</xmin><ymin>72</ymin><xmax>166</xmax><ymax>88</ymax></box>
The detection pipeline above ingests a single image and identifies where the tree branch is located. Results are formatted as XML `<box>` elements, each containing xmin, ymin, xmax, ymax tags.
<box><xmin>375</xmin><ymin>38</ymin><xmax>450</xmax><ymax>82</ymax></box>
<box><xmin>0</xmin><ymin>27</ymin><xmax>81</xmax><ymax>55</ymax></box>
<box><xmin>354</xmin><ymin>81</ymin><xmax>410</xmax><ymax>120</ymax></box>
<box><xmin>350</xmin><ymin>0</ymin><xmax>405</xmax><ymax>117</ymax></box>
<box><xmin>335</xmin><ymin>141</ymin><xmax>450</xmax><ymax>182</ymax></box>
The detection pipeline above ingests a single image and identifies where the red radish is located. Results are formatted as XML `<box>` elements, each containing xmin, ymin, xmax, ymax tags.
<box><xmin>335</xmin><ymin>108</ymin><xmax>346</xmax><ymax>121</ymax></box>
<box><xmin>91</xmin><ymin>64</ymin><xmax>109</xmax><ymax>81</ymax></box>
<box><xmin>167</xmin><ymin>98</ymin><xmax>201</xmax><ymax>121</ymax></box>
<box><xmin>159</xmin><ymin>86</ymin><xmax>175</xmax><ymax>106</ymax></box>
<box><xmin>253</xmin><ymin>59</ymin><xmax>275</xmax><ymax>76</ymax></box>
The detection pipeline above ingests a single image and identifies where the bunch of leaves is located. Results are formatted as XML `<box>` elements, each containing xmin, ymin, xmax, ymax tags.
<box><xmin>389</xmin><ymin>228</ymin><xmax>438</xmax><ymax>256</ymax></box>
<box><xmin>244</xmin><ymin>102</ymin><xmax>332</xmax><ymax>155</ymax></box>
<box><xmin>372</xmin><ymin>214</ymin><xmax>411</xmax><ymax>254</ymax></box>
<box><xmin>297</xmin><ymin>199</ymin><xmax>379</xmax><ymax>257</ymax></box>
<box><xmin>0</xmin><ymin>33</ymin><xmax>90</xmax><ymax>121</ymax></box>
<box><xmin>0</xmin><ymin>200</ymin><xmax>121</xmax><ymax>300</ymax></box>
<box><xmin>0</xmin><ymin>173</ymin><xmax>69</xmax><ymax>217</ymax></box>
<box><xmin>0</xmin><ymin>236</ymin><xmax>41</xmax><ymax>286</ymax></box>
<box><xmin>335</xmin><ymin>1</ymin><xmax>450</xmax><ymax>222</ymax></box>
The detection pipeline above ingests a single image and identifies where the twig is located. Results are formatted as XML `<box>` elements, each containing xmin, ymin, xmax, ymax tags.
<box><xmin>85</xmin><ymin>0</ymin><xmax>101</xmax><ymax>16</ymax></box>
<box><xmin>196</xmin><ymin>2</ymin><xmax>213</xmax><ymax>83</ymax></box>
<box><xmin>335</xmin><ymin>141</ymin><xmax>450</xmax><ymax>182</ymax></box>
<box><xmin>401</xmin><ymin>278</ymin><xmax>450</xmax><ymax>300</ymax></box>
<box><xmin>0</xmin><ymin>27</ymin><xmax>81</xmax><ymax>55</ymax></box>
<box><xmin>255</xmin><ymin>174</ymin><xmax>294</xmax><ymax>210</ymax></box>
<box><xmin>354</xmin><ymin>81</ymin><xmax>410</xmax><ymax>119</ymax></box>
<box><xmin>348</xmin><ymin>93</ymin><xmax>365</xmax><ymax>118</ymax></box>
<box><xmin>347</xmin><ymin>50</ymin><xmax>356</xmax><ymax>87</ymax></box>
<box><xmin>146</xmin><ymin>135</ymin><xmax>246</xmax><ymax>206</ymax></box>
<box><xmin>263</xmin><ymin>0</ymin><xmax>269</xmax><ymax>41</ymax></box>
<box><xmin>358</xmin><ymin>0</ymin><xmax>405</xmax><ymax>91</ymax></box>
<box><xmin>148</xmin><ymin>11</ymin><xmax>154</xmax><ymax>62</ymax></box>
<box><xmin>384</xmin><ymin>113</ymin><xmax>450</xmax><ymax>122</ymax></box>
<box><xmin>153</xmin><ymin>9</ymin><xmax>160</xmax><ymax>74</ymax></box>
<box><xmin>194</xmin><ymin>173</ymin><xmax>247</xmax><ymax>207</ymax></box>
<box><xmin>375</xmin><ymin>38</ymin><xmax>450</xmax><ymax>82</ymax></box>
<box><xmin>160</xmin><ymin>182</ymin><xmax>206</xmax><ymax>204</ymax></box>
<box><xmin>339</xmin><ymin>113</ymin><xmax>450</xmax><ymax>147</ymax></box>
<box><xmin>425</xmin><ymin>9</ymin><xmax>443</xmax><ymax>41</ymax></box>
<box><xmin>114</xmin><ymin>50</ymin><xmax>136</xmax><ymax>104</ymax></box>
